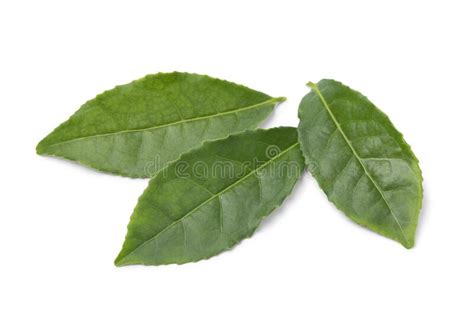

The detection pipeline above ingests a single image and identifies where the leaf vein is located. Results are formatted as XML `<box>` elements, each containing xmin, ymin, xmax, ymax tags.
<box><xmin>45</xmin><ymin>98</ymin><xmax>282</xmax><ymax>148</ymax></box>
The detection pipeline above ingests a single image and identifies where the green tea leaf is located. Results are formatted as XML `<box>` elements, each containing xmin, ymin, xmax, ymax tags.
<box><xmin>37</xmin><ymin>72</ymin><xmax>285</xmax><ymax>178</ymax></box>
<box><xmin>115</xmin><ymin>127</ymin><xmax>304</xmax><ymax>266</ymax></box>
<box><xmin>298</xmin><ymin>79</ymin><xmax>422</xmax><ymax>248</ymax></box>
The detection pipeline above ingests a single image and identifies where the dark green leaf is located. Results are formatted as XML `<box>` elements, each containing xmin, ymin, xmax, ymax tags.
<box><xmin>298</xmin><ymin>79</ymin><xmax>422</xmax><ymax>248</ymax></box>
<box><xmin>37</xmin><ymin>72</ymin><xmax>284</xmax><ymax>178</ymax></box>
<box><xmin>115</xmin><ymin>127</ymin><xmax>304</xmax><ymax>266</ymax></box>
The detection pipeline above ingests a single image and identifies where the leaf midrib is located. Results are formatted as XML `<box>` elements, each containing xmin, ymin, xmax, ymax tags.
<box><xmin>45</xmin><ymin>97</ymin><xmax>285</xmax><ymax>148</ymax></box>
<box><xmin>308</xmin><ymin>82</ymin><xmax>408</xmax><ymax>245</ymax></box>
<box><xmin>117</xmin><ymin>141</ymin><xmax>299</xmax><ymax>264</ymax></box>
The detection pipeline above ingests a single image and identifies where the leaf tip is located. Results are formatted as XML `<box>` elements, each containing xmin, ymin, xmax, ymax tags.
<box><xmin>114</xmin><ymin>247</ymin><xmax>137</xmax><ymax>267</ymax></box>
<box><xmin>306</xmin><ymin>81</ymin><xmax>317</xmax><ymax>89</ymax></box>
<box><xmin>401</xmin><ymin>237</ymin><xmax>415</xmax><ymax>249</ymax></box>
<box><xmin>272</xmin><ymin>96</ymin><xmax>287</xmax><ymax>104</ymax></box>
<box><xmin>114</xmin><ymin>260</ymin><xmax>124</xmax><ymax>267</ymax></box>
<box><xmin>114</xmin><ymin>255</ymin><xmax>127</xmax><ymax>267</ymax></box>
<box><xmin>35</xmin><ymin>141</ymin><xmax>47</xmax><ymax>155</ymax></box>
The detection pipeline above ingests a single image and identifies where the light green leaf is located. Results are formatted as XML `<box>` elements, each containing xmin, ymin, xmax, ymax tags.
<box><xmin>36</xmin><ymin>72</ymin><xmax>285</xmax><ymax>178</ymax></box>
<box><xmin>298</xmin><ymin>79</ymin><xmax>422</xmax><ymax>248</ymax></box>
<box><xmin>115</xmin><ymin>127</ymin><xmax>304</xmax><ymax>266</ymax></box>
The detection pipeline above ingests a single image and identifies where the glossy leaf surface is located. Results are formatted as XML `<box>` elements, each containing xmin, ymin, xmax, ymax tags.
<box><xmin>37</xmin><ymin>72</ymin><xmax>284</xmax><ymax>178</ymax></box>
<box><xmin>115</xmin><ymin>127</ymin><xmax>304</xmax><ymax>266</ymax></box>
<box><xmin>298</xmin><ymin>79</ymin><xmax>422</xmax><ymax>248</ymax></box>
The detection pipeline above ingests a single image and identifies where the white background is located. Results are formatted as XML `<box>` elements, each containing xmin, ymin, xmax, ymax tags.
<box><xmin>1</xmin><ymin>0</ymin><xmax>473</xmax><ymax>314</ymax></box>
